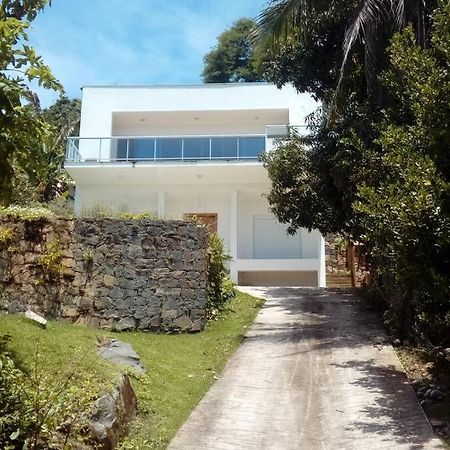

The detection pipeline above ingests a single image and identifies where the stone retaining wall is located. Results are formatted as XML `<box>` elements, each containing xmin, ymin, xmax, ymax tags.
<box><xmin>0</xmin><ymin>218</ymin><xmax>208</xmax><ymax>332</ymax></box>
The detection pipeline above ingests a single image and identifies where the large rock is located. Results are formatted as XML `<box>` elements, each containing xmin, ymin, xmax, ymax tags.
<box><xmin>90</xmin><ymin>374</ymin><xmax>137</xmax><ymax>450</ymax></box>
<box><xmin>99</xmin><ymin>339</ymin><xmax>145</xmax><ymax>374</ymax></box>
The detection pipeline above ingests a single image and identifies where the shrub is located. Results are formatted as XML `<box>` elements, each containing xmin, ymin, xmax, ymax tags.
<box><xmin>38</xmin><ymin>240</ymin><xmax>63</xmax><ymax>279</ymax></box>
<box><xmin>0</xmin><ymin>226</ymin><xmax>14</xmax><ymax>246</ymax></box>
<box><xmin>0</xmin><ymin>205</ymin><xmax>55</xmax><ymax>222</ymax></box>
<box><xmin>0</xmin><ymin>335</ymin><xmax>26</xmax><ymax>449</ymax></box>
<box><xmin>206</xmin><ymin>233</ymin><xmax>235</xmax><ymax>317</ymax></box>
<box><xmin>0</xmin><ymin>334</ymin><xmax>99</xmax><ymax>449</ymax></box>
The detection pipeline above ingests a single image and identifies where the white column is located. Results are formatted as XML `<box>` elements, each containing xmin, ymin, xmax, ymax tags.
<box><xmin>318</xmin><ymin>234</ymin><xmax>326</xmax><ymax>287</ymax></box>
<box><xmin>229</xmin><ymin>190</ymin><xmax>238</xmax><ymax>283</ymax></box>
<box><xmin>74</xmin><ymin>186</ymin><xmax>82</xmax><ymax>217</ymax></box>
<box><xmin>157</xmin><ymin>191</ymin><xmax>166</xmax><ymax>219</ymax></box>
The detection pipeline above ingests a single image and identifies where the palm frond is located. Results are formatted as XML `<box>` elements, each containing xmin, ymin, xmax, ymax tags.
<box><xmin>336</xmin><ymin>0</ymin><xmax>390</xmax><ymax>95</ymax></box>
<box><xmin>254</xmin><ymin>0</ymin><xmax>317</xmax><ymax>45</ymax></box>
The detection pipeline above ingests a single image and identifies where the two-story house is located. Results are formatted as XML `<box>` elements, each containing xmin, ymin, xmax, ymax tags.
<box><xmin>65</xmin><ymin>82</ymin><xmax>326</xmax><ymax>286</ymax></box>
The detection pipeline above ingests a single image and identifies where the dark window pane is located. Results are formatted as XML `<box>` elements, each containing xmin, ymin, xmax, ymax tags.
<box><xmin>129</xmin><ymin>139</ymin><xmax>155</xmax><ymax>159</ymax></box>
<box><xmin>239</xmin><ymin>137</ymin><xmax>265</xmax><ymax>158</ymax></box>
<box><xmin>115</xmin><ymin>139</ymin><xmax>154</xmax><ymax>160</ymax></box>
<box><xmin>211</xmin><ymin>137</ymin><xmax>237</xmax><ymax>158</ymax></box>
<box><xmin>155</xmin><ymin>138</ymin><xmax>182</xmax><ymax>159</ymax></box>
<box><xmin>116</xmin><ymin>139</ymin><xmax>128</xmax><ymax>160</ymax></box>
<box><xmin>183</xmin><ymin>138</ymin><xmax>210</xmax><ymax>159</ymax></box>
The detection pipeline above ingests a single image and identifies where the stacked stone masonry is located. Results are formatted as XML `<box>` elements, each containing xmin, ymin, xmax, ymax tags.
<box><xmin>0</xmin><ymin>218</ymin><xmax>208</xmax><ymax>332</ymax></box>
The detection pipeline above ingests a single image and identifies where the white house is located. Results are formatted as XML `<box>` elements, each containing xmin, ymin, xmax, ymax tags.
<box><xmin>65</xmin><ymin>82</ymin><xmax>326</xmax><ymax>287</ymax></box>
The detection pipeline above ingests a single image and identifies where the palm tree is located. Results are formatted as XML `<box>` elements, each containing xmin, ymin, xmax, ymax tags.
<box><xmin>256</xmin><ymin>0</ymin><xmax>430</xmax><ymax>94</ymax></box>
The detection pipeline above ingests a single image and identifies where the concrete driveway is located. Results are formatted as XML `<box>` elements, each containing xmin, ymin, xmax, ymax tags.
<box><xmin>169</xmin><ymin>288</ymin><xmax>444</xmax><ymax>450</ymax></box>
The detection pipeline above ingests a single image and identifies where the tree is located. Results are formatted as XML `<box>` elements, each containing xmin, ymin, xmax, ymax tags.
<box><xmin>0</xmin><ymin>0</ymin><xmax>62</xmax><ymax>205</ymax></box>
<box><xmin>202</xmin><ymin>18</ymin><xmax>265</xmax><ymax>83</ymax></box>
<box><xmin>256</xmin><ymin>0</ymin><xmax>436</xmax><ymax>98</ymax></box>
<box><xmin>353</xmin><ymin>5</ymin><xmax>450</xmax><ymax>342</ymax></box>
<box><xmin>261</xmin><ymin>1</ymin><xmax>450</xmax><ymax>344</ymax></box>
<box><xmin>40</xmin><ymin>96</ymin><xmax>81</xmax><ymax>202</ymax></box>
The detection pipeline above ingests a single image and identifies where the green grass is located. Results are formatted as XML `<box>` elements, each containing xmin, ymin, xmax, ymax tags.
<box><xmin>0</xmin><ymin>290</ymin><xmax>263</xmax><ymax>449</ymax></box>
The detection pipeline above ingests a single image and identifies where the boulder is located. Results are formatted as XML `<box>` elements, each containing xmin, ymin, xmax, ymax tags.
<box><xmin>99</xmin><ymin>339</ymin><xmax>145</xmax><ymax>374</ymax></box>
<box><xmin>90</xmin><ymin>374</ymin><xmax>137</xmax><ymax>449</ymax></box>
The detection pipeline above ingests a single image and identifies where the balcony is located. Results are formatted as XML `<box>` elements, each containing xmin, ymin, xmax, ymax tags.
<box><xmin>66</xmin><ymin>135</ymin><xmax>270</xmax><ymax>164</ymax></box>
<box><xmin>65</xmin><ymin>126</ymin><xmax>308</xmax><ymax>165</ymax></box>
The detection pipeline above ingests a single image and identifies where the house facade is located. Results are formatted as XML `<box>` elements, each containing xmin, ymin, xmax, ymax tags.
<box><xmin>65</xmin><ymin>82</ymin><xmax>326</xmax><ymax>286</ymax></box>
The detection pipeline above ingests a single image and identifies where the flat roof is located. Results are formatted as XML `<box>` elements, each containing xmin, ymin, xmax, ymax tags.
<box><xmin>81</xmin><ymin>82</ymin><xmax>274</xmax><ymax>90</ymax></box>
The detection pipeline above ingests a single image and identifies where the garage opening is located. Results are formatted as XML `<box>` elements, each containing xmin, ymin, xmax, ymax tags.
<box><xmin>238</xmin><ymin>271</ymin><xmax>318</xmax><ymax>287</ymax></box>
<box><xmin>253</xmin><ymin>216</ymin><xmax>301</xmax><ymax>259</ymax></box>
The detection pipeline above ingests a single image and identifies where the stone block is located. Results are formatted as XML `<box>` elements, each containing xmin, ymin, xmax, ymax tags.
<box><xmin>161</xmin><ymin>309</ymin><xmax>178</xmax><ymax>319</ymax></box>
<box><xmin>174</xmin><ymin>315</ymin><xmax>193</xmax><ymax>330</ymax></box>
<box><xmin>62</xmin><ymin>306</ymin><xmax>79</xmax><ymax>318</ymax></box>
<box><xmin>109</xmin><ymin>286</ymin><xmax>123</xmax><ymax>299</ymax></box>
<box><xmin>191</xmin><ymin>319</ymin><xmax>204</xmax><ymax>332</ymax></box>
<box><xmin>103</xmin><ymin>274</ymin><xmax>116</xmax><ymax>287</ymax></box>
<box><xmin>114</xmin><ymin>317</ymin><xmax>136</xmax><ymax>331</ymax></box>
<box><xmin>94</xmin><ymin>297</ymin><xmax>111</xmax><ymax>310</ymax></box>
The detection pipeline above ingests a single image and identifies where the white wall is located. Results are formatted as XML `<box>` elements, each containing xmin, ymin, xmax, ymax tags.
<box><xmin>77</xmin><ymin>83</ymin><xmax>319</xmax><ymax>159</ymax></box>
<box><xmin>237</xmin><ymin>193</ymin><xmax>320</xmax><ymax>260</ymax></box>
<box><xmin>76</xmin><ymin>185</ymin><xmax>159</xmax><ymax>216</ymax></box>
<box><xmin>76</xmin><ymin>182</ymin><xmax>320</xmax><ymax>261</ymax></box>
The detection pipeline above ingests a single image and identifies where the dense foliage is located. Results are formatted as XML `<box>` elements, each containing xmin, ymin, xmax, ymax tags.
<box><xmin>260</xmin><ymin>0</ymin><xmax>450</xmax><ymax>345</ymax></box>
<box><xmin>0</xmin><ymin>0</ymin><xmax>63</xmax><ymax>205</ymax></box>
<box><xmin>0</xmin><ymin>334</ymin><xmax>95</xmax><ymax>449</ymax></box>
<box><xmin>202</xmin><ymin>18</ymin><xmax>265</xmax><ymax>83</ymax></box>
<box><xmin>206</xmin><ymin>233</ymin><xmax>235</xmax><ymax>317</ymax></box>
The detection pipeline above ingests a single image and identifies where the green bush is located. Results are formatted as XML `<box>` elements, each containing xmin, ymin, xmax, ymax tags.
<box><xmin>206</xmin><ymin>233</ymin><xmax>235</xmax><ymax>317</ymax></box>
<box><xmin>0</xmin><ymin>226</ymin><xmax>14</xmax><ymax>246</ymax></box>
<box><xmin>0</xmin><ymin>335</ymin><xmax>26</xmax><ymax>449</ymax></box>
<box><xmin>38</xmin><ymin>239</ymin><xmax>63</xmax><ymax>279</ymax></box>
<box><xmin>0</xmin><ymin>334</ymin><xmax>98</xmax><ymax>449</ymax></box>
<box><xmin>0</xmin><ymin>205</ymin><xmax>55</xmax><ymax>222</ymax></box>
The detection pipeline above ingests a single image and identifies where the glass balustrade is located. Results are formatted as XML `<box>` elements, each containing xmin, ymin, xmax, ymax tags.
<box><xmin>66</xmin><ymin>135</ymin><xmax>267</xmax><ymax>163</ymax></box>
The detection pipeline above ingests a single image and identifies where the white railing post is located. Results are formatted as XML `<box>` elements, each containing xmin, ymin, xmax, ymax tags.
<box><xmin>126</xmin><ymin>139</ymin><xmax>130</xmax><ymax>161</ymax></box>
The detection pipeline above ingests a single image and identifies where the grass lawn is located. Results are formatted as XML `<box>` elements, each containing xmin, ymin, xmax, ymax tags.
<box><xmin>0</xmin><ymin>290</ymin><xmax>263</xmax><ymax>449</ymax></box>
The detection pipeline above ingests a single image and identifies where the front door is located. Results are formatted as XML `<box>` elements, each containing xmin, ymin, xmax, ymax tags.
<box><xmin>184</xmin><ymin>213</ymin><xmax>218</xmax><ymax>234</ymax></box>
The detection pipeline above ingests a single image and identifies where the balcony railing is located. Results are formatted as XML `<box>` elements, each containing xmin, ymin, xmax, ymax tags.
<box><xmin>65</xmin><ymin>126</ymin><xmax>309</xmax><ymax>164</ymax></box>
<box><xmin>65</xmin><ymin>135</ymin><xmax>267</xmax><ymax>163</ymax></box>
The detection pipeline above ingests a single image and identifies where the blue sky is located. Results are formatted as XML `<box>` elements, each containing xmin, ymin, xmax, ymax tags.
<box><xmin>29</xmin><ymin>0</ymin><xmax>268</xmax><ymax>106</ymax></box>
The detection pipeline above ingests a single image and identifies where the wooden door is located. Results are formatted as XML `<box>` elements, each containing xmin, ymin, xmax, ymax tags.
<box><xmin>184</xmin><ymin>213</ymin><xmax>218</xmax><ymax>234</ymax></box>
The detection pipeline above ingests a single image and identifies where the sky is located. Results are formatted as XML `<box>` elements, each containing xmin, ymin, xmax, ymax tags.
<box><xmin>28</xmin><ymin>0</ymin><xmax>268</xmax><ymax>107</ymax></box>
